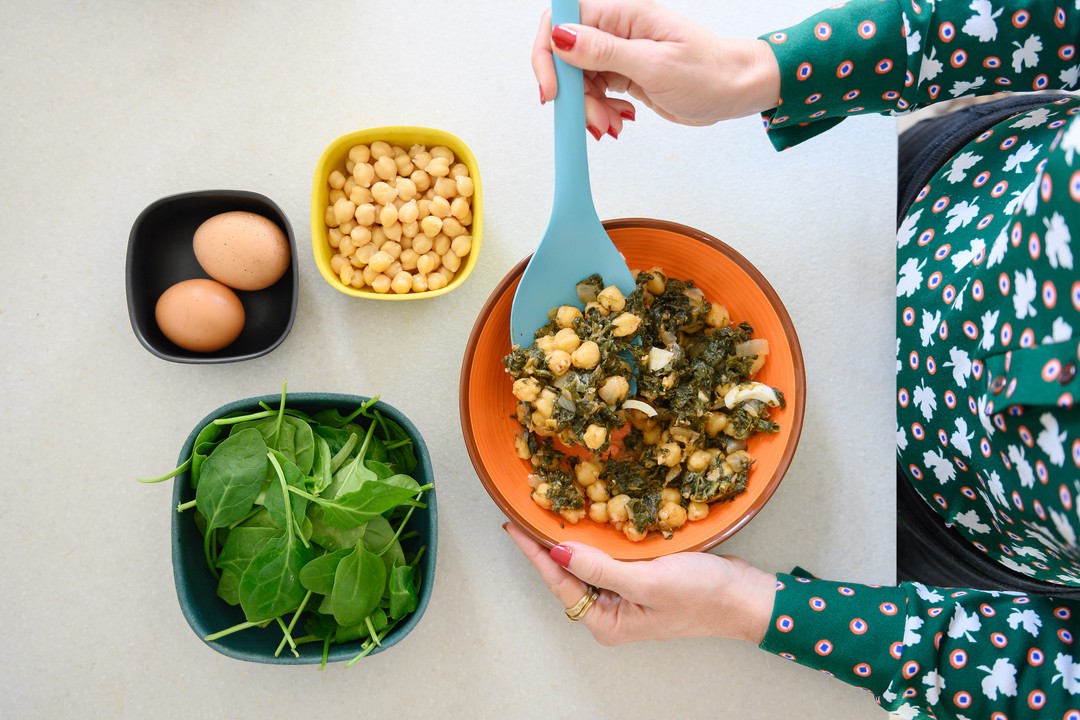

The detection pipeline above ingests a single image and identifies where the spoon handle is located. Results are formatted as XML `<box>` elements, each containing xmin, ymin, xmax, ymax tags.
<box><xmin>551</xmin><ymin>0</ymin><xmax>597</xmax><ymax>222</ymax></box>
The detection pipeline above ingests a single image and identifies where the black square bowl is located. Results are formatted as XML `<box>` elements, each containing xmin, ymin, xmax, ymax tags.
<box><xmin>127</xmin><ymin>190</ymin><xmax>298</xmax><ymax>363</ymax></box>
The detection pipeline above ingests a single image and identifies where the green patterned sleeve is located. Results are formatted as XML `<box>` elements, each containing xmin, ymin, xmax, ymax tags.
<box><xmin>758</xmin><ymin>0</ymin><xmax>1080</xmax><ymax>149</ymax></box>
<box><xmin>760</xmin><ymin>573</ymin><xmax>1080</xmax><ymax>718</ymax></box>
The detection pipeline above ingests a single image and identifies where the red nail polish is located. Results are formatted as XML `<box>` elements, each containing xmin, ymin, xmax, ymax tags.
<box><xmin>550</xmin><ymin>544</ymin><xmax>573</xmax><ymax>568</ymax></box>
<box><xmin>620</xmin><ymin>108</ymin><xmax>636</xmax><ymax>121</ymax></box>
<box><xmin>551</xmin><ymin>25</ymin><xmax>578</xmax><ymax>51</ymax></box>
<box><xmin>501</xmin><ymin>522</ymin><xmax>509</xmax><ymax>532</ymax></box>
<box><xmin>539</xmin><ymin>84</ymin><xmax>546</xmax><ymax>105</ymax></box>
<box><xmin>586</xmin><ymin>125</ymin><xmax>603</xmax><ymax>141</ymax></box>
<box><xmin>607</xmin><ymin>125</ymin><xmax>619</xmax><ymax>140</ymax></box>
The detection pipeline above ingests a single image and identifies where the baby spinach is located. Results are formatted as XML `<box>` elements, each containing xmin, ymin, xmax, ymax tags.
<box><xmin>139</xmin><ymin>385</ymin><xmax>431</xmax><ymax>668</ymax></box>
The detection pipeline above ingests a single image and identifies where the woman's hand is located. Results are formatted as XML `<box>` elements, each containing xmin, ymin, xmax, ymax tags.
<box><xmin>531</xmin><ymin>0</ymin><xmax>781</xmax><ymax>138</ymax></box>
<box><xmin>504</xmin><ymin>522</ymin><xmax>776</xmax><ymax>645</ymax></box>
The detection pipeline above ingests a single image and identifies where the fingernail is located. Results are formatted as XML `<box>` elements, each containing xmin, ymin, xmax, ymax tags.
<box><xmin>551</xmin><ymin>24</ymin><xmax>577</xmax><ymax>52</ymax></box>
<box><xmin>586</xmin><ymin>125</ymin><xmax>603</xmax><ymax>141</ymax></box>
<box><xmin>620</xmin><ymin>108</ymin><xmax>636</xmax><ymax>121</ymax></box>
<box><xmin>501</xmin><ymin>522</ymin><xmax>509</xmax><ymax>532</ymax></box>
<box><xmin>607</xmin><ymin>125</ymin><xmax>619</xmax><ymax>140</ymax></box>
<box><xmin>550</xmin><ymin>544</ymin><xmax>573</xmax><ymax>568</ymax></box>
<box><xmin>539</xmin><ymin>84</ymin><xmax>546</xmax><ymax>105</ymax></box>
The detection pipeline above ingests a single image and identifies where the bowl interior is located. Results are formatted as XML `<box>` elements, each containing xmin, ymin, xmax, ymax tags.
<box><xmin>310</xmin><ymin>126</ymin><xmax>483</xmax><ymax>300</ymax></box>
<box><xmin>461</xmin><ymin>219</ymin><xmax>805</xmax><ymax>561</ymax></box>
<box><xmin>171</xmin><ymin>393</ymin><xmax>437</xmax><ymax>664</ymax></box>
<box><xmin>127</xmin><ymin>190</ymin><xmax>298</xmax><ymax>363</ymax></box>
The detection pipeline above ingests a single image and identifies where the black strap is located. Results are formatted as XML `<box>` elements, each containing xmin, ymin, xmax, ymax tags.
<box><xmin>895</xmin><ymin>94</ymin><xmax>1080</xmax><ymax>597</ymax></box>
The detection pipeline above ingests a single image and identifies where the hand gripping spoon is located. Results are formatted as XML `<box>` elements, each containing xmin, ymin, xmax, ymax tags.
<box><xmin>509</xmin><ymin>0</ymin><xmax>635</xmax><ymax>348</ymax></box>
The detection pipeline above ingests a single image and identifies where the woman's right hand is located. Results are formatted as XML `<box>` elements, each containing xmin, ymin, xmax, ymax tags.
<box><xmin>532</xmin><ymin>0</ymin><xmax>781</xmax><ymax>138</ymax></box>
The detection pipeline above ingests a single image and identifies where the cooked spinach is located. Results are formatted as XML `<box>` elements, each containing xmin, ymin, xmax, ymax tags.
<box><xmin>140</xmin><ymin>385</ymin><xmax>430</xmax><ymax>668</ymax></box>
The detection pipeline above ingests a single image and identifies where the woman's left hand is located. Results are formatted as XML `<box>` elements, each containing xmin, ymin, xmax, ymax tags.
<box><xmin>504</xmin><ymin>522</ymin><xmax>776</xmax><ymax>645</ymax></box>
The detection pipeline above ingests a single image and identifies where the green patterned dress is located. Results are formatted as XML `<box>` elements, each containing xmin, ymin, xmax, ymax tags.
<box><xmin>756</xmin><ymin>1</ymin><xmax>1079</xmax><ymax>717</ymax></box>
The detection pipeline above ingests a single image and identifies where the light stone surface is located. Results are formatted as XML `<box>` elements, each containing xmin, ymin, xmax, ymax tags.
<box><xmin>0</xmin><ymin>1</ymin><xmax>894</xmax><ymax>718</ymax></box>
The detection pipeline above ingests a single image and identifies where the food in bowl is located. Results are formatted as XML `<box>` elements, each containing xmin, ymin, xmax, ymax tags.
<box><xmin>155</xmin><ymin>278</ymin><xmax>246</xmax><ymax>352</ymax></box>
<box><xmin>503</xmin><ymin>270</ymin><xmax>783</xmax><ymax>543</ymax></box>
<box><xmin>139</xmin><ymin>387</ymin><xmax>433</xmax><ymax>668</ymax></box>
<box><xmin>193</xmin><ymin>210</ymin><xmax>292</xmax><ymax>291</ymax></box>
<box><xmin>321</xmin><ymin>141</ymin><xmax>475</xmax><ymax>294</ymax></box>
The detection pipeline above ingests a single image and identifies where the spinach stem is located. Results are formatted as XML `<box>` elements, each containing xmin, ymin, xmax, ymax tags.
<box><xmin>212</xmin><ymin>410</ymin><xmax>274</xmax><ymax>426</ymax></box>
<box><xmin>176</xmin><ymin>499</ymin><xmax>197</xmax><ymax>512</ymax></box>
<box><xmin>343</xmin><ymin>396</ymin><xmax>381</xmax><ymax>425</ymax></box>
<box><xmin>267</xmin><ymin>452</ymin><xmax>295</xmax><ymax>543</ymax></box>
<box><xmin>293</xmin><ymin>517</ymin><xmax>310</xmax><ymax>549</ymax></box>
<box><xmin>378</xmin><ymin>504</ymin><xmax>417</xmax><ymax>556</ymax></box>
<box><xmin>274</xmin><ymin>591</ymin><xmax>313</xmax><ymax>658</ymax></box>
<box><xmin>137</xmin><ymin>457</ymin><xmax>191</xmax><ymax>484</ymax></box>
<box><xmin>345</xmin><ymin>626</ymin><xmax>391</xmax><ymax>668</ymax></box>
<box><xmin>271</xmin><ymin>382</ymin><xmax>287</xmax><ymax>447</ymax></box>
<box><xmin>330</xmin><ymin>433</ymin><xmax>359</xmax><ymax>473</ymax></box>
<box><xmin>203</xmin><ymin>527</ymin><xmax>220</xmax><ymax>579</ymax></box>
<box><xmin>275</xmin><ymin>617</ymin><xmax>299</xmax><ymax>658</ymax></box>
<box><xmin>384</xmin><ymin>439</ymin><xmax>413</xmax><ymax>450</ymax></box>
<box><xmin>364</xmin><ymin>615</ymin><xmax>381</xmax><ymax>647</ymax></box>
<box><xmin>204</xmin><ymin>620</ymin><xmax>260</xmax><ymax>642</ymax></box>
<box><xmin>287</xmin><ymin>486</ymin><xmax>319</xmax><ymax>502</ymax></box>
<box><xmin>320</xmin><ymin>634</ymin><xmax>332</xmax><ymax>670</ymax></box>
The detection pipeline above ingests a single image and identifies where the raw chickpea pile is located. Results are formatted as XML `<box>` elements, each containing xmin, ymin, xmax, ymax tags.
<box><xmin>323</xmin><ymin>141</ymin><xmax>474</xmax><ymax>294</ymax></box>
<box><xmin>503</xmin><ymin>270</ymin><xmax>785</xmax><ymax>543</ymax></box>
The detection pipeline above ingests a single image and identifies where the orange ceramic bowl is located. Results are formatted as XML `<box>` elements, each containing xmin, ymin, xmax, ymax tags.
<box><xmin>460</xmin><ymin>218</ymin><xmax>805</xmax><ymax>560</ymax></box>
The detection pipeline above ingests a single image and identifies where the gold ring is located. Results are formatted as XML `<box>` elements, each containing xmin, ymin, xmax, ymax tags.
<box><xmin>564</xmin><ymin>585</ymin><xmax>600</xmax><ymax>622</ymax></box>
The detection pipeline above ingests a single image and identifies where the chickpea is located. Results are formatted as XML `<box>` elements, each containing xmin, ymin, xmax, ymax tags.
<box><xmin>385</xmin><ymin>270</ymin><xmax>409</xmax><ymax>294</ymax></box>
<box><xmin>370</xmin><ymin>274</ymin><xmax>392</xmax><ymax>294</ymax></box>
<box><xmin>399</xmin><ymin>248</ymin><xmax>419</xmax><ymax>272</ymax></box>
<box><xmin>644</xmin><ymin>268</ymin><xmax>667</xmax><ymax>295</ymax></box>
<box><xmin>327</xmin><ymin>228</ymin><xmax>343</xmax><ymax>249</ymax></box>
<box><xmin>338</xmin><ymin>263</ymin><xmax>355</xmax><ymax>285</ymax></box>
<box><xmin>371</xmin><ymin>226</ymin><xmax>387</xmax><ymax>246</ymax></box>
<box><xmin>433</xmin><ymin>233</ymin><xmax>452</xmax><ymax>256</ymax></box>
<box><xmin>427</xmin><ymin>271</ymin><xmax>447</xmax><ymax>291</ymax></box>
<box><xmin>375</xmin><ymin>203</ymin><xmax>396</xmax><ymax>227</ymax></box>
<box><xmin>583</xmin><ymin>424</ymin><xmax>607</xmax><ymax>450</ymax></box>
<box><xmin>362</xmin><ymin>265</ymin><xmax>380</xmax><ymax>286</ymax></box>
<box><xmin>575</xmin><ymin>459</ymin><xmax>602</xmax><ymax>486</ymax></box>
<box><xmin>589</xmin><ymin>502</ymin><xmax>609</xmax><ymax>524</ymax></box>
<box><xmin>455</xmin><ymin>175</ymin><xmax>475</xmax><ymax>198</ymax></box>
<box><xmin>430</xmin><ymin>145</ymin><xmax>454</xmax><ymax>161</ymax></box>
<box><xmin>704</xmin><ymin>412</ymin><xmax>729</xmax><ymax>436</ymax></box>
<box><xmin>512</xmin><ymin>377</ymin><xmax>542</xmax><ymax>403</ymax></box>
<box><xmin>385</xmin><ymin>260</ymin><xmax>403</xmax><ymax>278</ymax></box>
<box><xmin>352</xmin><ymin>243</ymin><xmax>376</xmax><ymax>267</ymax></box>
<box><xmin>656</xmin><ymin>442</ymin><xmax>682</xmax><ymax>467</ymax></box>
<box><xmin>547</xmin><ymin>349</ymin><xmax>572</xmax><ymax>376</ymax></box>
<box><xmin>339</xmin><ymin>238</ymin><xmax>356</xmax><ymax>257</ymax></box>
<box><xmin>402</xmin><ymin>221</ymin><xmax>419</xmax><ymax>239</ymax></box>
<box><xmin>410</xmin><ymin>169</ymin><xmax>431</xmax><ymax>193</ymax></box>
<box><xmin>687</xmin><ymin>449</ymin><xmax>713</xmax><ymax>473</ymax></box>
<box><xmin>532</xmin><ymin>483</ymin><xmax>553</xmax><ymax>509</ymax></box>
<box><xmin>661</xmin><ymin>487</ymin><xmax>682</xmax><ymax>505</ymax></box>
<box><xmin>350</xmin><ymin>225</ymin><xmax>372</xmax><ymax>246</ymax></box>
<box><xmin>560</xmin><ymin>507</ymin><xmax>586</xmax><ymax>525</ymax></box>
<box><xmin>597</xmin><ymin>285</ymin><xmax>626</xmax><ymax>312</ymax></box>
<box><xmin>339</xmin><ymin>220</ymin><xmax>356</xmax><ymax>236</ymax></box>
<box><xmin>554</xmin><ymin>305</ymin><xmax>582</xmax><ymax>328</ymax></box>
<box><xmin>354</xmin><ymin>203</ymin><xmax>377</xmax><ymax>227</ymax></box>
<box><xmin>352</xmin><ymin>162</ymin><xmax>375</xmax><ymax>188</ymax></box>
<box><xmin>534</xmin><ymin>388</ymin><xmax>557</xmax><ymax>419</ymax></box>
<box><xmin>430</xmin><ymin>196</ymin><xmax>451</xmax><ymax>219</ymax></box>
<box><xmin>397</xmin><ymin>199</ymin><xmax>419</xmax><ymax>225</ymax></box>
<box><xmin>598</xmin><ymin>376</ymin><xmax>630</xmax><ymax>405</ymax></box>
<box><xmin>553</xmin><ymin>327</ymin><xmax>581</xmax><ymax>354</ymax></box>
<box><xmin>623</xmin><ymin>523</ymin><xmax>648</xmax><ymax>542</ymax></box>
<box><xmin>514</xmin><ymin>432</ymin><xmax>531</xmax><ymax>459</ymax></box>
<box><xmin>367</xmin><ymin>250</ymin><xmax>394</xmax><ymax>274</ymax></box>
<box><xmin>411</xmin><ymin>235</ymin><xmax>434</xmax><ymax>256</ymax></box>
<box><xmin>420</xmin><ymin>215</ymin><xmax>442</xmax><ymax>238</ymax></box>
<box><xmin>329</xmin><ymin>187</ymin><xmax>345</xmax><ymax>205</ymax></box>
<box><xmin>586</xmin><ymin>481</ymin><xmax>610</xmax><ymax>503</ymax></box>
<box><xmin>441</xmin><ymin>251</ymin><xmax>461</xmax><ymax>273</ymax></box>
<box><xmin>369</xmin><ymin>181</ymin><xmax>394</xmax><ymax>205</ymax></box>
<box><xmin>706</xmin><ymin>304</ymin><xmax>731</xmax><ymax>328</ymax></box>
<box><xmin>348</xmin><ymin>144</ymin><xmax>371</xmax><ymax>164</ymax></box>
<box><xmin>416</xmin><ymin>252</ymin><xmax>438</xmax><ymax>276</ymax></box>
<box><xmin>369</xmin><ymin>141</ymin><xmax>393</xmax><ymax>159</ymax></box>
<box><xmin>425</xmin><ymin>157</ymin><xmax>451</xmax><ymax>177</ymax></box>
<box><xmin>607</xmin><ymin>494</ymin><xmax>631</xmax><ymax>523</ymax></box>
<box><xmin>642</xmin><ymin>424</ymin><xmax>663</xmax><ymax>445</ymax></box>
<box><xmin>410</xmin><ymin>273</ymin><xmax>429</xmax><ymax>293</ymax></box>
<box><xmin>658</xmin><ymin>501</ymin><xmax>688</xmax><ymax>530</ymax></box>
<box><xmin>610</xmin><ymin>313</ymin><xmax>642</xmax><ymax>337</ymax></box>
<box><xmin>333</xmin><ymin>198</ymin><xmax>357</xmax><ymax>226</ymax></box>
<box><xmin>331</xmin><ymin>254</ymin><xmax>348</xmax><ymax>273</ymax></box>
<box><xmin>370</xmin><ymin>155</ymin><xmax>396</xmax><ymax>182</ymax></box>
<box><xmin>584</xmin><ymin>301</ymin><xmax>608</xmax><ymax>316</ymax></box>
<box><xmin>450</xmin><ymin>234</ymin><xmax>472</xmax><ymax>258</ymax></box>
<box><xmin>323</xmin><ymin>205</ymin><xmax>338</xmax><ymax>228</ymax></box>
<box><xmin>394</xmin><ymin>154</ymin><xmax>415</xmax><ymax>176</ymax></box>
<box><xmin>571</xmin><ymin>341</ymin><xmax>600</xmax><ymax>369</ymax></box>
<box><xmin>433</xmin><ymin>177</ymin><xmax>458</xmax><ymax>199</ymax></box>
<box><xmin>450</xmin><ymin>197</ymin><xmax>470</xmax><ymax>221</ymax></box>
<box><xmin>687</xmin><ymin>501</ymin><xmax>710</xmax><ymax>522</ymax></box>
<box><xmin>441</xmin><ymin>217</ymin><xmax>465</xmax><ymax>238</ymax></box>
<box><xmin>349</xmin><ymin>186</ymin><xmax>373</xmax><ymax>206</ymax></box>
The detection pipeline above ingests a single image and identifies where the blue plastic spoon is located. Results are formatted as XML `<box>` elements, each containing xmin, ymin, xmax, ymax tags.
<box><xmin>510</xmin><ymin>0</ymin><xmax>636</xmax><ymax>348</ymax></box>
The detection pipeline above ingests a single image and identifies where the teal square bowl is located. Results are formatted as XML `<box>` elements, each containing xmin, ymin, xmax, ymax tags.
<box><xmin>171</xmin><ymin>392</ymin><xmax>437</xmax><ymax>664</ymax></box>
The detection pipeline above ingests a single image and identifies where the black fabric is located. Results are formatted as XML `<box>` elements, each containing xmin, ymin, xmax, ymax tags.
<box><xmin>895</xmin><ymin>94</ymin><xmax>1080</xmax><ymax>597</ymax></box>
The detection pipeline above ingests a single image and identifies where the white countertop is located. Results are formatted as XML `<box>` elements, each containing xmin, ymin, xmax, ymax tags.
<box><xmin>1</xmin><ymin>2</ymin><xmax>894</xmax><ymax>718</ymax></box>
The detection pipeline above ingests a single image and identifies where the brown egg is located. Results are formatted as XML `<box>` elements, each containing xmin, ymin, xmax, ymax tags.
<box><xmin>155</xmin><ymin>279</ymin><xmax>245</xmax><ymax>352</ymax></box>
<box><xmin>193</xmin><ymin>211</ymin><xmax>291</xmax><ymax>291</ymax></box>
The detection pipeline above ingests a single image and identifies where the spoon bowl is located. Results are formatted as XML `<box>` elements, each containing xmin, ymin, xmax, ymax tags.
<box><xmin>509</xmin><ymin>0</ymin><xmax>635</xmax><ymax>348</ymax></box>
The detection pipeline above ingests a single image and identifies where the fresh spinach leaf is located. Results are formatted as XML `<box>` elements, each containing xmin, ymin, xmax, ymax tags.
<box><xmin>196</xmin><ymin>428</ymin><xmax>268</xmax><ymax>532</ymax></box>
<box><xmin>216</xmin><ymin>527</ymin><xmax>280</xmax><ymax>605</ymax></box>
<box><xmin>308</xmin><ymin>505</ymin><xmax>368</xmax><ymax>552</ymax></box>
<box><xmin>331</xmin><ymin>542</ymin><xmax>385</xmax><ymax>627</ymax></box>
<box><xmin>262</xmin><ymin>450</ymin><xmax>308</xmax><ymax>532</ymax></box>
<box><xmin>238</xmin><ymin>533</ymin><xmax>314</xmax><ymax>623</ymax></box>
<box><xmin>298</xmin><ymin>548</ymin><xmax>352</xmax><ymax>595</ymax></box>
<box><xmin>388</xmin><ymin>561</ymin><xmax>419</xmax><ymax>620</ymax></box>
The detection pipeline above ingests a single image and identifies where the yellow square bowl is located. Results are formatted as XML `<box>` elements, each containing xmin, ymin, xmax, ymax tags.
<box><xmin>311</xmin><ymin>126</ymin><xmax>482</xmax><ymax>300</ymax></box>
